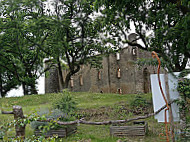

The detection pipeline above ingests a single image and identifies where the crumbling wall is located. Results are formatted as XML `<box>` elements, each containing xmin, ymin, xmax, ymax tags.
<box><xmin>45</xmin><ymin>33</ymin><xmax>157</xmax><ymax>94</ymax></box>
<box><xmin>45</xmin><ymin>66</ymin><xmax>60</xmax><ymax>93</ymax></box>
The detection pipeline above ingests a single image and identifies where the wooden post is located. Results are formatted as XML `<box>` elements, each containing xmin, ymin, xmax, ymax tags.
<box><xmin>165</xmin><ymin>74</ymin><xmax>175</xmax><ymax>142</ymax></box>
<box><xmin>2</xmin><ymin>106</ymin><xmax>26</xmax><ymax>138</ymax></box>
<box><xmin>13</xmin><ymin>106</ymin><xmax>25</xmax><ymax>138</ymax></box>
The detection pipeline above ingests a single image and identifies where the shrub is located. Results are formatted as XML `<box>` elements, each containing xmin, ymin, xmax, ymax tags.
<box><xmin>53</xmin><ymin>90</ymin><xmax>77</xmax><ymax>116</ymax></box>
<box><xmin>30</xmin><ymin>109</ymin><xmax>68</xmax><ymax>130</ymax></box>
<box><xmin>0</xmin><ymin>130</ymin><xmax>4</xmax><ymax>139</ymax></box>
<box><xmin>31</xmin><ymin>90</ymin><xmax>77</xmax><ymax>131</ymax></box>
<box><xmin>130</xmin><ymin>95</ymin><xmax>148</xmax><ymax>108</ymax></box>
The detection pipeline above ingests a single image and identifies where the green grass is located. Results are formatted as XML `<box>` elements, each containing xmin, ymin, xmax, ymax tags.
<box><xmin>0</xmin><ymin>92</ymin><xmax>169</xmax><ymax>141</ymax></box>
<box><xmin>0</xmin><ymin>92</ymin><xmax>151</xmax><ymax>109</ymax></box>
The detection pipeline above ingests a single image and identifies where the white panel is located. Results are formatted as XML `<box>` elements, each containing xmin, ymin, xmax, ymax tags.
<box><xmin>168</xmin><ymin>72</ymin><xmax>180</xmax><ymax>122</ymax></box>
<box><xmin>151</xmin><ymin>73</ymin><xmax>180</xmax><ymax>122</ymax></box>
<box><xmin>151</xmin><ymin>74</ymin><xmax>169</xmax><ymax>122</ymax></box>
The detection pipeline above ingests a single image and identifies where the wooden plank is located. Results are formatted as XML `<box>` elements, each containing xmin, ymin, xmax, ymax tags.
<box><xmin>34</xmin><ymin>125</ymin><xmax>77</xmax><ymax>138</ymax></box>
<box><xmin>110</xmin><ymin>123</ymin><xmax>148</xmax><ymax>137</ymax></box>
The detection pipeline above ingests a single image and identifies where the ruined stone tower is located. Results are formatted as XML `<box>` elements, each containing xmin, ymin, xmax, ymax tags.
<box><xmin>45</xmin><ymin>33</ymin><xmax>156</xmax><ymax>94</ymax></box>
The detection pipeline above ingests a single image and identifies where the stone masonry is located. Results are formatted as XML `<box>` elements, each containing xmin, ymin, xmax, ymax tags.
<box><xmin>45</xmin><ymin>33</ymin><xmax>157</xmax><ymax>94</ymax></box>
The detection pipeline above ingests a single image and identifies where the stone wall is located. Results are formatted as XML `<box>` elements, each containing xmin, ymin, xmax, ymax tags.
<box><xmin>45</xmin><ymin>33</ymin><xmax>158</xmax><ymax>94</ymax></box>
<box><xmin>45</xmin><ymin>65</ymin><xmax>60</xmax><ymax>93</ymax></box>
<box><xmin>64</xmin><ymin>46</ymin><xmax>154</xmax><ymax>94</ymax></box>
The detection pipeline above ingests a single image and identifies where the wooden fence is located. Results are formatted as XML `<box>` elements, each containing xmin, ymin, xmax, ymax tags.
<box><xmin>1</xmin><ymin>101</ymin><xmax>173</xmax><ymax>138</ymax></box>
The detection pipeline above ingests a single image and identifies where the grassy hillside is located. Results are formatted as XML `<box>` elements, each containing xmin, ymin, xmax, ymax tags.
<box><xmin>0</xmin><ymin>92</ymin><xmax>177</xmax><ymax>141</ymax></box>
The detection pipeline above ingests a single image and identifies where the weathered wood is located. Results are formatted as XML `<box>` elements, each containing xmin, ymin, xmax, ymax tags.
<box><xmin>1</xmin><ymin>111</ymin><xmax>14</xmax><ymax>114</ymax></box>
<box><xmin>34</xmin><ymin>125</ymin><xmax>77</xmax><ymax>138</ymax></box>
<box><xmin>110</xmin><ymin>123</ymin><xmax>148</xmax><ymax>137</ymax></box>
<box><xmin>35</xmin><ymin>129</ymin><xmax>67</xmax><ymax>138</ymax></box>
<box><xmin>0</xmin><ymin>100</ymin><xmax>175</xmax><ymax>139</ymax></box>
<box><xmin>12</xmin><ymin>106</ymin><xmax>26</xmax><ymax>138</ymax></box>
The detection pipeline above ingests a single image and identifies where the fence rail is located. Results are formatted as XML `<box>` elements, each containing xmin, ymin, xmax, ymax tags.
<box><xmin>1</xmin><ymin>100</ymin><xmax>175</xmax><ymax>138</ymax></box>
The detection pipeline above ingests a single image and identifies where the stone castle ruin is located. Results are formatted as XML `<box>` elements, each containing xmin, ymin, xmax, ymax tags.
<box><xmin>45</xmin><ymin>33</ymin><xmax>157</xmax><ymax>94</ymax></box>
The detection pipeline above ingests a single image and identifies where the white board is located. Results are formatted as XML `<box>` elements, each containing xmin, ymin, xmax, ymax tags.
<box><xmin>150</xmin><ymin>73</ymin><xmax>180</xmax><ymax>122</ymax></box>
<box><xmin>168</xmin><ymin>72</ymin><xmax>180</xmax><ymax>122</ymax></box>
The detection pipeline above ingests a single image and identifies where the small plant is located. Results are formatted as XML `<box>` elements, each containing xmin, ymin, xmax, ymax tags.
<box><xmin>0</xmin><ymin>130</ymin><xmax>4</xmax><ymax>139</ymax></box>
<box><xmin>30</xmin><ymin>90</ymin><xmax>78</xmax><ymax>138</ymax></box>
<box><xmin>130</xmin><ymin>95</ymin><xmax>149</xmax><ymax>115</ymax></box>
<box><xmin>130</xmin><ymin>95</ymin><xmax>148</xmax><ymax>108</ymax></box>
<box><xmin>177</xmin><ymin>69</ymin><xmax>190</xmax><ymax>139</ymax></box>
<box><xmin>31</xmin><ymin>109</ymin><xmax>69</xmax><ymax>130</ymax></box>
<box><xmin>9</xmin><ymin>135</ymin><xmax>59</xmax><ymax>142</ymax></box>
<box><xmin>53</xmin><ymin>90</ymin><xmax>77</xmax><ymax>116</ymax></box>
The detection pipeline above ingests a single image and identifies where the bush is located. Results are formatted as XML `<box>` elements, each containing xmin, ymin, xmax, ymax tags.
<box><xmin>30</xmin><ymin>108</ymin><xmax>68</xmax><ymax>130</ymax></box>
<box><xmin>53</xmin><ymin>90</ymin><xmax>77</xmax><ymax>116</ymax></box>
<box><xmin>0</xmin><ymin>130</ymin><xmax>4</xmax><ymax>139</ymax></box>
<box><xmin>31</xmin><ymin>90</ymin><xmax>77</xmax><ymax>130</ymax></box>
<box><xmin>130</xmin><ymin>95</ymin><xmax>150</xmax><ymax>115</ymax></box>
<box><xmin>130</xmin><ymin>95</ymin><xmax>148</xmax><ymax>108</ymax></box>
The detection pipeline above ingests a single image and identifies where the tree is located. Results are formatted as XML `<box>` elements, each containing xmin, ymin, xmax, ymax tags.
<box><xmin>46</xmin><ymin>0</ymin><xmax>107</xmax><ymax>89</ymax></box>
<box><xmin>0</xmin><ymin>66</ymin><xmax>19</xmax><ymax>97</ymax></box>
<box><xmin>95</xmin><ymin>1</ymin><xmax>190</xmax><ymax>140</ymax></box>
<box><xmin>0</xmin><ymin>0</ymin><xmax>51</xmax><ymax>95</ymax></box>
<box><xmin>95</xmin><ymin>0</ymin><xmax>190</xmax><ymax>72</ymax></box>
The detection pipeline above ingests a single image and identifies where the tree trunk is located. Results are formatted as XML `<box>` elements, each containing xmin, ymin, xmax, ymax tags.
<box><xmin>22</xmin><ymin>83</ymin><xmax>29</xmax><ymax>95</ymax></box>
<box><xmin>57</xmin><ymin>58</ymin><xmax>64</xmax><ymax>91</ymax></box>
<box><xmin>63</xmin><ymin>65</ymin><xmax>81</xmax><ymax>89</ymax></box>
<box><xmin>27</xmin><ymin>71</ymin><xmax>38</xmax><ymax>95</ymax></box>
<box><xmin>30</xmin><ymin>82</ymin><xmax>38</xmax><ymax>95</ymax></box>
<box><xmin>64</xmin><ymin>73</ymin><xmax>71</xmax><ymax>89</ymax></box>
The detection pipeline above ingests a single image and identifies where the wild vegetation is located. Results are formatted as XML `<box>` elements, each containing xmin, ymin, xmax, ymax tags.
<box><xmin>0</xmin><ymin>0</ymin><xmax>189</xmax><ymax>141</ymax></box>
<box><xmin>0</xmin><ymin>92</ymin><xmax>189</xmax><ymax>141</ymax></box>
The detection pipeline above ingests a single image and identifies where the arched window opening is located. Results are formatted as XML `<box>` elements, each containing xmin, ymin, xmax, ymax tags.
<box><xmin>117</xmin><ymin>67</ymin><xmax>121</xmax><ymax>78</ymax></box>
<box><xmin>79</xmin><ymin>75</ymin><xmax>83</xmax><ymax>86</ymax></box>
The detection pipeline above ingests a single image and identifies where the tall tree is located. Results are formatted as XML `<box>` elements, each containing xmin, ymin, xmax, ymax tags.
<box><xmin>0</xmin><ymin>0</ymin><xmax>51</xmax><ymax>95</ymax></box>
<box><xmin>47</xmin><ymin>0</ymin><xmax>107</xmax><ymax>89</ymax></box>
<box><xmin>95</xmin><ymin>0</ymin><xmax>190</xmax><ymax>72</ymax></box>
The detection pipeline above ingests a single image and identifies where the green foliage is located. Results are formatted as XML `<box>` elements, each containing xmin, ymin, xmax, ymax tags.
<box><xmin>30</xmin><ymin>108</ymin><xmax>72</xmax><ymax>131</ymax></box>
<box><xmin>95</xmin><ymin>0</ymin><xmax>190</xmax><ymax>72</ymax></box>
<box><xmin>45</xmin><ymin>0</ymin><xmax>110</xmax><ymax>88</ymax></box>
<box><xmin>8</xmin><ymin>135</ymin><xmax>59</xmax><ymax>142</ymax></box>
<box><xmin>53</xmin><ymin>90</ymin><xmax>77</xmax><ymax>116</ymax></box>
<box><xmin>0</xmin><ymin>129</ymin><xmax>4</xmax><ymax>139</ymax></box>
<box><xmin>0</xmin><ymin>0</ymin><xmax>51</xmax><ymax>95</ymax></box>
<box><xmin>0</xmin><ymin>92</ymin><xmax>163</xmax><ymax>141</ymax></box>
<box><xmin>176</xmin><ymin>69</ymin><xmax>190</xmax><ymax>139</ymax></box>
<box><xmin>130</xmin><ymin>95</ymin><xmax>150</xmax><ymax>115</ymax></box>
<box><xmin>177</xmin><ymin>69</ymin><xmax>190</xmax><ymax>99</ymax></box>
<box><xmin>177</xmin><ymin>79</ymin><xmax>190</xmax><ymax>99</ymax></box>
<box><xmin>130</xmin><ymin>95</ymin><xmax>149</xmax><ymax>108</ymax></box>
<box><xmin>136</xmin><ymin>58</ymin><xmax>168</xmax><ymax>70</ymax></box>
